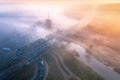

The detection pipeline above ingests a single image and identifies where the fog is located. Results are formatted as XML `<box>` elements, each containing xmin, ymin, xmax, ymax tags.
<box><xmin>0</xmin><ymin>4</ymin><xmax>48</xmax><ymax>42</ymax></box>
<box><xmin>0</xmin><ymin>3</ymin><xmax>98</xmax><ymax>43</ymax></box>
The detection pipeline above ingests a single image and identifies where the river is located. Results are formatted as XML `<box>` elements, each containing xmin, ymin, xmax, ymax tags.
<box><xmin>65</xmin><ymin>42</ymin><xmax>120</xmax><ymax>80</ymax></box>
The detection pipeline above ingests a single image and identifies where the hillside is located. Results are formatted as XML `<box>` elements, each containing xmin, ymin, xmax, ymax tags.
<box><xmin>64</xmin><ymin>3</ymin><xmax>120</xmax><ymax>62</ymax></box>
<box><xmin>90</xmin><ymin>3</ymin><xmax>120</xmax><ymax>38</ymax></box>
<box><xmin>64</xmin><ymin>3</ymin><xmax>120</xmax><ymax>38</ymax></box>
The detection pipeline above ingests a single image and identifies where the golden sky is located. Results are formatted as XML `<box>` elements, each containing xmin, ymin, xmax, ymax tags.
<box><xmin>0</xmin><ymin>0</ymin><xmax>120</xmax><ymax>4</ymax></box>
<box><xmin>0</xmin><ymin>0</ymin><xmax>120</xmax><ymax>36</ymax></box>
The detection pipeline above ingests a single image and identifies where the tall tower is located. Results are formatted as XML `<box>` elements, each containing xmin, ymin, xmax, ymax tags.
<box><xmin>45</xmin><ymin>12</ymin><xmax>52</xmax><ymax>29</ymax></box>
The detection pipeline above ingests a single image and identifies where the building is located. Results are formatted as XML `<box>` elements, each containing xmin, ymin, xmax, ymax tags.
<box><xmin>44</xmin><ymin>19</ymin><xmax>52</xmax><ymax>29</ymax></box>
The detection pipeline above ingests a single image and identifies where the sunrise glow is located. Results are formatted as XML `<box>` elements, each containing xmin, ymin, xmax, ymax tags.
<box><xmin>0</xmin><ymin>1</ymin><xmax>120</xmax><ymax>80</ymax></box>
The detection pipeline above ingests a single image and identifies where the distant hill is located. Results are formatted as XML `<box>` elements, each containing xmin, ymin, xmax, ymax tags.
<box><xmin>64</xmin><ymin>3</ymin><xmax>120</xmax><ymax>38</ymax></box>
<box><xmin>90</xmin><ymin>3</ymin><xmax>120</xmax><ymax>38</ymax></box>
<box><xmin>64</xmin><ymin>3</ymin><xmax>120</xmax><ymax>52</ymax></box>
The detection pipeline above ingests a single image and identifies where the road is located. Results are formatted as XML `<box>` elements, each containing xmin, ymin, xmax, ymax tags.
<box><xmin>42</xmin><ymin>58</ymin><xmax>48</xmax><ymax>80</ymax></box>
<box><xmin>31</xmin><ymin>57</ymin><xmax>48</xmax><ymax>80</ymax></box>
<box><xmin>49</xmin><ymin>51</ymin><xmax>80</xmax><ymax>80</ymax></box>
<box><xmin>33</xmin><ymin>58</ymin><xmax>46</xmax><ymax>80</ymax></box>
<box><xmin>0</xmin><ymin>31</ymin><xmax>67</xmax><ymax>80</ymax></box>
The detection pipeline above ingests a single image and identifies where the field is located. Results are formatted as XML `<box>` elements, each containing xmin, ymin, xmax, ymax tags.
<box><xmin>42</xmin><ymin>45</ymin><xmax>103</xmax><ymax>80</ymax></box>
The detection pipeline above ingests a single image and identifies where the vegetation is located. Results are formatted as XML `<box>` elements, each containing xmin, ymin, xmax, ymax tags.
<box><xmin>4</xmin><ymin>62</ymin><xmax>36</xmax><ymax>80</ymax></box>
<box><xmin>114</xmin><ymin>68</ymin><xmax>120</xmax><ymax>74</ymax></box>
<box><xmin>55</xmin><ymin>45</ymin><xmax>104</xmax><ymax>80</ymax></box>
<box><xmin>42</xmin><ymin>53</ymin><xmax>64</xmax><ymax>80</ymax></box>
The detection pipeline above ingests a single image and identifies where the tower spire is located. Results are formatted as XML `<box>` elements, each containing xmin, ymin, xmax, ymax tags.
<box><xmin>45</xmin><ymin>11</ymin><xmax>52</xmax><ymax>29</ymax></box>
<box><xmin>48</xmin><ymin>11</ymin><xmax>50</xmax><ymax>19</ymax></box>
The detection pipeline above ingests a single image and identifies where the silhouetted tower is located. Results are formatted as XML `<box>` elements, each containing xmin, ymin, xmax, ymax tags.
<box><xmin>45</xmin><ymin>12</ymin><xmax>52</xmax><ymax>29</ymax></box>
